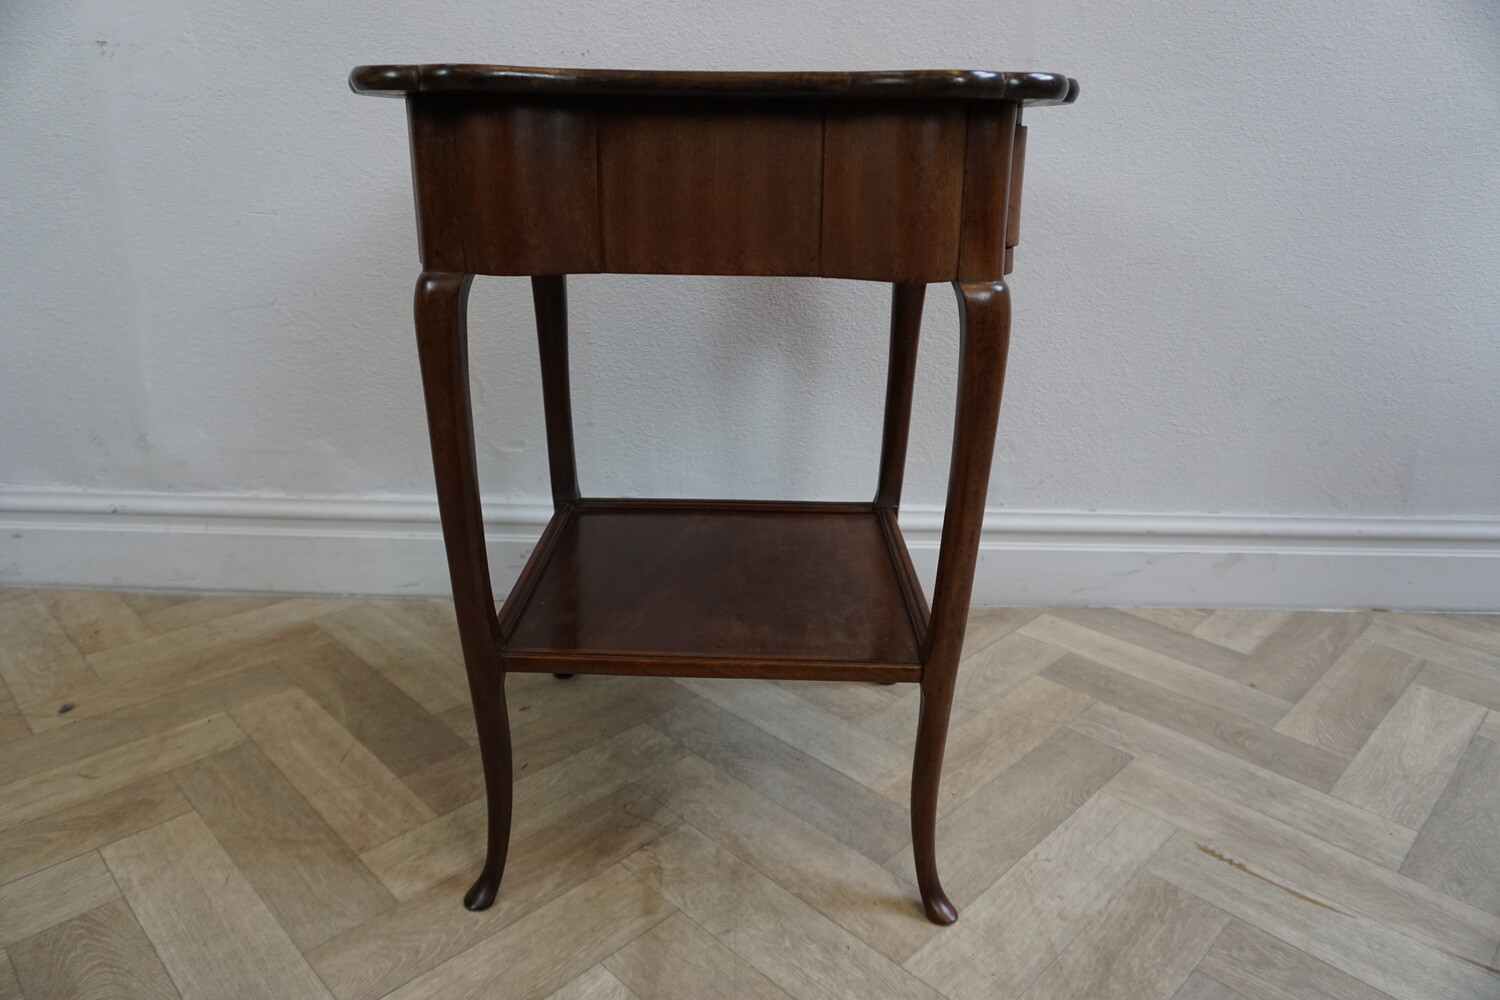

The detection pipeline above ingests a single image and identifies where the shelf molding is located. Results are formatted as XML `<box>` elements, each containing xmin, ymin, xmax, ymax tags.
<box><xmin>2</xmin><ymin>488</ymin><xmax>1497</xmax><ymax>611</ymax></box>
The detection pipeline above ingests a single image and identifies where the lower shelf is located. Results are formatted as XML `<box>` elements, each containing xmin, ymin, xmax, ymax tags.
<box><xmin>498</xmin><ymin>498</ymin><xmax>928</xmax><ymax>681</ymax></box>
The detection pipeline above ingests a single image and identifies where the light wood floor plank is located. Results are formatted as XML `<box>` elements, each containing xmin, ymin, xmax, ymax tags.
<box><xmin>1124</xmin><ymin>606</ymin><xmax>1215</xmax><ymax>632</ymax></box>
<box><xmin>1413</xmin><ymin>660</ymin><xmax>1500</xmax><ymax>713</ymax></box>
<box><xmin>361</xmin><ymin>723</ymin><xmax>683</xmax><ymax>900</ymax></box>
<box><xmin>1199</xmin><ymin>919</ymin><xmax>1398</xmax><ymax>1000</ymax></box>
<box><xmin>25</xmin><ymin>625</ymin><xmax>325</xmax><ymax>733</ymax></box>
<box><xmin>1172</xmin><ymin>972</ymin><xmax>1252</xmax><ymax>1000</ymax></box>
<box><xmin>1191</xmin><ymin>609</ymin><xmax>1293</xmax><ymax>654</ymax></box>
<box><xmin>1365</xmin><ymin>619</ymin><xmax>1500</xmax><ymax>681</ymax></box>
<box><xmin>380</xmin><ymin>864</ymin><xmax>674</xmax><ymax>1000</ymax></box>
<box><xmin>0</xmin><ymin>594</ymin><xmax>96</xmax><ymax>712</ymax></box>
<box><xmin>652</xmin><ymin>698</ymin><xmax>910</xmax><ymax>864</ymax></box>
<box><xmin>1224</xmin><ymin>611</ymin><xmax>1368</xmax><ymax>704</ymax></box>
<box><xmin>85</xmin><ymin>597</ymin><xmax>355</xmax><ymax>682</ymax></box>
<box><xmin>0</xmin><ymin>952</ymin><xmax>19</xmax><ymax>1000</ymax></box>
<box><xmin>1071</xmin><ymin>702</ymin><xmax>1415</xmax><ymax>868</ymax></box>
<box><xmin>0</xmin><ymin>773</ymin><xmax>190</xmax><ymax>886</ymax></box>
<box><xmin>0</xmin><ymin>713</ymin><xmax>242</xmax><ymax>833</ymax></box>
<box><xmin>604</xmin><ymin>912</ymin><xmax>793</xmax><ymax>1000</ymax></box>
<box><xmin>309</xmin><ymin>787</ymin><xmax>678</xmax><ymax>1000</ymax></box>
<box><xmin>1044</xmin><ymin>654</ymin><xmax>1347</xmax><ymax>790</ymax></box>
<box><xmin>1021</xmin><ymin>612</ymin><xmax>1293</xmax><ymax>728</ymax></box>
<box><xmin>174</xmin><ymin>741</ymin><xmax>396</xmax><ymax>951</ymax></box>
<box><xmin>858</xmin><ymin>631</ymin><xmax>1065</xmax><ymax>746</ymax></box>
<box><xmin>0</xmin><ymin>677</ymin><xmax>30</xmax><ymax>748</ymax></box>
<box><xmin>1332</xmin><ymin>683</ymin><xmax>1487</xmax><ymax>828</ymax></box>
<box><xmin>773</xmin><ymin>678</ymin><xmax>902</xmax><ymax>723</ymax></box>
<box><xmin>7</xmin><ymin>898</ymin><xmax>179</xmax><ymax>1000</ymax></box>
<box><xmin>314</xmin><ymin>603</ymin><xmax>469</xmax><ymax>715</ymax></box>
<box><xmin>961</xmin><ymin>605</ymin><xmax>1044</xmax><ymax>653</ymax></box>
<box><xmin>905</xmin><ymin>792</ymin><xmax>1172</xmax><ymax>1000</ymax></box>
<box><xmin>623</xmin><ymin>825</ymin><xmax>943</xmax><ymax>1000</ymax></box>
<box><xmin>676</xmin><ymin>677</ymin><xmax>908</xmax><ymax>785</ymax></box>
<box><xmin>543</xmin><ymin>966</ymin><xmax>640</xmax><ymax>1000</ymax></box>
<box><xmin>885</xmin><ymin>728</ymin><xmax>1131</xmax><ymax>907</ymax></box>
<box><xmin>1108</xmin><ymin>760</ymin><xmax>1500</xmax><ymax>964</ymax></box>
<box><xmin>436</xmin><ymin>702</ymin><xmax>479</xmax><ymax>745</ymax></box>
<box><xmin>115</xmin><ymin>592</ymin><xmax>191</xmax><ymax>617</ymax></box>
<box><xmin>1400</xmin><ymin>736</ymin><xmax>1500</xmax><ymax>916</ymax></box>
<box><xmin>364</xmin><ymin>599</ymin><xmax>466</xmax><ymax>664</ymax></box>
<box><xmin>1481</xmin><ymin>710</ymin><xmax>1500</xmax><ymax>744</ymax></box>
<box><xmin>0</xmin><ymin>661</ymin><xmax>287</xmax><ymax>787</ymax></box>
<box><xmin>404</xmin><ymin>675</ymin><xmax>693</xmax><ymax>815</ymax></box>
<box><xmin>1378</xmin><ymin>613</ymin><xmax>1500</xmax><ymax>659</ymax></box>
<box><xmin>1148</xmin><ymin>832</ymin><xmax>1500</xmax><ymax>1000</ymax></box>
<box><xmin>872</xmin><ymin>675</ymin><xmax>1092</xmax><ymax>812</ymax></box>
<box><xmin>34</xmin><ymin>589</ymin><xmax>153</xmax><ymax>655</ymax></box>
<box><xmin>0</xmin><ymin>853</ymin><xmax>119</xmax><ymax>947</ymax></box>
<box><xmin>1018</xmin><ymin>872</ymin><xmax>1230</xmax><ymax>1000</ymax></box>
<box><xmin>1049</xmin><ymin>607</ymin><xmax>1245</xmax><ymax>678</ymax></box>
<box><xmin>229</xmin><ymin>688</ymin><xmax>435</xmax><ymax>854</ymax></box>
<box><xmin>1274</xmin><ymin>639</ymin><xmax>1425</xmax><ymax>757</ymax></box>
<box><xmin>277</xmin><ymin>637</ymin><xmax>469</xmax><ymax>777</ymax></box>
<box><xmin>101</xmin><ymin>813</ymin><xmax>332</xmax><ymax>1000</ymax></box>
<box><xmin>635</xmin><ymin>753</ymin><xmax>934</xmax><ymax>963</ymax></box>
<box><xmin>1227</xmin><ymin>611</ymin><xmax>1369</xmax><ymax>702</ymax></box>
<box><xmin>136</xmin><ymin>594</ymin><xmax>285</xmax><ymax>634</ymax></box>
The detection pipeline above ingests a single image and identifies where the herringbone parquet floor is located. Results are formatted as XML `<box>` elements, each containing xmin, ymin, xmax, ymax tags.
<box><xmin>2</xmin><ymin>587</ymin><xmax>1499</xmax><ymax>999</ymax></box>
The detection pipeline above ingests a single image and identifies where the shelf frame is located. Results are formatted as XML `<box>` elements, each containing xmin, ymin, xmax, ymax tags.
<box><xmin>496</xmin><ymin>498</ymin><xmax>928</xmax><ymax>682</ymax></box>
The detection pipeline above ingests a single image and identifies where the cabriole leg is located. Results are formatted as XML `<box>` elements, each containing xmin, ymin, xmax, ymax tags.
<box><xmin>911</xmin><ymin>279</ymin><xmax>1013</xmax><ymax>925</ymax></box>
<box><xmin>912</xmin><ymin>683</ymin><xmax>959</xmax><ymax>923</ymax></box>
<box><xmin>414</xmin><ymin>271</ymin><xmax>514</xmax><ymax>911</ymax></box>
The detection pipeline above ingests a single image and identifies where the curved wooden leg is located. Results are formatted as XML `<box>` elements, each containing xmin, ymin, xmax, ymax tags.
<box><xmin>910</xmin><ymin>280</ymin><xmax>1014</xmax><ymax>925</ymax></box>
<box><xmin>462</xmin><ymin>683</ymin><xmax>514</xmax><ymax>910</ymax></box>
<box><xmin>414</xmin><ymin>271</ymin><xmax>514</xmax><ymax>911</ymax></box>
<box><xmin>875</xmin><ymin>282</ymin><xmax>925</xmax><ymax>510</ymax></box>
<box><xmin>912</xmin><ymin>683</ymin><xmax>958</xmax><ymax>924</ymax></box>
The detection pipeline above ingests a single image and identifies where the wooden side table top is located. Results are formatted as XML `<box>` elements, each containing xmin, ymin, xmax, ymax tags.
<box><xmin>350</xmin><ymin>63</ymin><xmax>1078</xmax><ymax>104</ymax></box>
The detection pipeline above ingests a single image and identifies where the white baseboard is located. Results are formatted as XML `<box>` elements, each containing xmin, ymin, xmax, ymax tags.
<box><xmin>1</xmin><ymin>490</ymin><xmax>1497</xmax><ymax>611</ymax></box>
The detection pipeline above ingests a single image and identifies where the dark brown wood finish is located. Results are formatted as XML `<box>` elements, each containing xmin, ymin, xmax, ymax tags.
<box><xmin>353</xmin><ymin>64</ymin><xmax>1078</xmax><ymax>105</ymax></box>
<box><xmin>1004</xmin><ymin>120</ymin><xmax>1028</xmax><ymax>274</ymax></box>
<box><xmin>412</xmin><ymin>272</ymin><xmax>512</xmax><ymax>911</ymax></box>
<box><xmin>820</xmin><ymin>106</ymin><xmax>967</xmax><ymax>282</ymax></box>
<box><xmin>503</xmin><ymin>502</ymin><xmax>922</xmax><ymax>669</ymax></box>
<box><xmin>597</xmin><ymin>105</ymin><xmax>823</xmax><ymax>275</ymax></box>
<box><xmin>405</xmin><ymin>97</ymin><xmax>464</xmax><ymax>273</ymax></box>
<box><xmin>914</xmin><ymin>280</ymin><xmax>1014</xmax><ymax>922</ymax></box>
<box><xmin>454</xmin><ymin>100</ymin><xmax>600</xmax><ymax>275</ymax></box>
<box><xmin>875</xmin><ymin>283</ymin><xmax>926</xmax><ymax>510</ymax></box>
<box><xmin>358</xmin><ymin>64</ymin><xmax>1074</xmax><ymax>927</ymax></box>
<box><xmin>531</xmin><ymin>275</ymin><xmax>580</xmax><ymax>507</ymax></box>
<box><xmin>956</xmin><ymin>101</ymin><xmax>1021</xmax><ymax>282</ymax></box>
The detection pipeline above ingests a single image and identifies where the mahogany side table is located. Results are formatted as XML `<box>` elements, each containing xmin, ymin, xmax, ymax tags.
<box><xmin>350</xmin><ymin>63</ymin><xmax>1078</xmax><ymax>925</ymax></box>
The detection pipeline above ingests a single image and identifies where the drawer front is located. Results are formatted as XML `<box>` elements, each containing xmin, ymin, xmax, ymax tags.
<box><xmin>410</xmin><ymin>97</ymin><xmax>985</xmax><ymax>282</ymax></box>
<box><xmin>819</xmin><ymin>106</ymin><xmax>967</xmax><ymax>282</ymax></box>
<box><xmin>597</xmin><ymin>105</ymin><xmax>823</xmax><ymax>276</ymax></box>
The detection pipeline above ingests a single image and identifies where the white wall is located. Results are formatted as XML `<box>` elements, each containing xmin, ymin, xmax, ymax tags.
<box><xmin>2</xmin><ymin>0</ymin><xmax>1497</xmax><ymax>608</ymax></box>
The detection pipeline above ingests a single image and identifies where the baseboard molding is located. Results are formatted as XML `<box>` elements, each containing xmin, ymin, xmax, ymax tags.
<box><xmin>2</xmin><ymin>490</ymin><xmax>1497</xmax><ymax>611</ymax></box>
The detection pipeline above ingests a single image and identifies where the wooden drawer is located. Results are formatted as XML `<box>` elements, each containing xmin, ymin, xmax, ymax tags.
<box><xmin>410</xmin><ymin>96</ymin><xmax>982</xmax><ymax>282</ymax></box>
